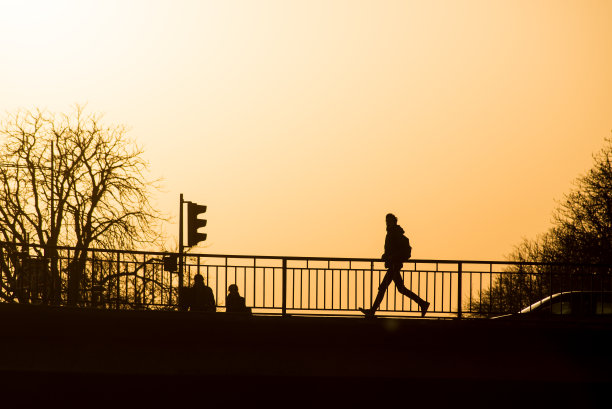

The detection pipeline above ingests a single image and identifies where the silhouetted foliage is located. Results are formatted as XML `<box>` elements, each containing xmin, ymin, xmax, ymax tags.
<box><xmin>470</xmin><ymin>137</ymin><xmax>612</xmax><ymax>316</ymax></box>
<box><xmin>0</xmin><ymin>106</ymin><xmax>164</xmax><ymax>305</ymax></box>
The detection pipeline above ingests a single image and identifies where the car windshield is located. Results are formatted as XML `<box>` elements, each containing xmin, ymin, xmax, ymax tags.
<box><xmin>518</xmin><ymin>293</ymin><xmax>561</xmax><ymax>314</ymax></box>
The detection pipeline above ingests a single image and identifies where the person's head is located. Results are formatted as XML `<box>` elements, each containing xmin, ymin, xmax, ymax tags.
<box><xmin>386</xmin><ymin>213</ymin><xmax>398</xmax><ymax>226</ymax></box>
<box><xmin>228</xmin><ymin>284</ymin><xmax>239</xmax><ymax>294</ymax></box>
<box><xmin>194</xmin><ymin>274</ymin><xmax>204</xmax><ymax>285</ymax></box>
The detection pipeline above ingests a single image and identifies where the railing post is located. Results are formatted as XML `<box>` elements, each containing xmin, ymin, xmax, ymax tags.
<box><xmin>370</xmin><ymin>261</ymin><xmax>374</xmax><ymax>310</ymax></box>
<box><xmin>457</xmin><ymin>262</ymin><xmax>463</xmax><ymax>319</ymax></box>
<box><xmin>282</xmin><ymin>258</ymin><xmax>287</xmax><ymax>317</ymax></box>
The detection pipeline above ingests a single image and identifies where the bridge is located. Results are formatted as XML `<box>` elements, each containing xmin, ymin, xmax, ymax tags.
<box><xmin>0</xmin><ymin>302</ymin><xmax>610</xmax><ymax>407</ymax></box>
<box><xmin>0</xmin><ymin>244</ymin><xmax>610</xmax><ymax>406</ymax></box>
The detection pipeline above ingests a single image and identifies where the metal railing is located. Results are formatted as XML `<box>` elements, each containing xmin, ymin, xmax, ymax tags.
<box><xmin>1</xmin><ymin>243</ymin><xmax>611</xmax><ymax>318</ymax></box>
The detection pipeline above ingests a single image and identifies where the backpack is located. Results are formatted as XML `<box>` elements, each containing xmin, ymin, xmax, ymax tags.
<box><xmin>399</xmin><ymin>234</ymin><xmax>412</xmax><ymax>261</ymax></box>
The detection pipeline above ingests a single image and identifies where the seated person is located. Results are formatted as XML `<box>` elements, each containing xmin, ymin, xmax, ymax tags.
<box><xmin>190</xmin><ymin>273</ymin><xmax>216</xmax><ymax>312</ymax></box>
<box><xmin>226</xmin><ymin>284</ymin><xmax>251</xmax><ymax>314</ymax></box>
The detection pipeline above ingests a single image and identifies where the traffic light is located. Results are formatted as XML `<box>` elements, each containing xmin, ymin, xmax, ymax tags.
<box><xmin>187</xmin><ymin>202</ymin><xmax>207</xmax><ymax>246</ymax></box>
<box><xmin>163</xmin><ymin>254</ymin><xmax>178</xmax><ymax>272</ymax></box>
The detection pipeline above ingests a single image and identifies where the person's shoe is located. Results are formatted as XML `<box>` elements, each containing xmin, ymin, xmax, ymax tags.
<box><xmin>421</xmin><ymin>301</ymin><xmax>430</xmax><ymax>317</ymax></box>
<box><xmin>359</xmin><ymin>307</ymin><xmax>375</xmax><ymax>318</ymax></box>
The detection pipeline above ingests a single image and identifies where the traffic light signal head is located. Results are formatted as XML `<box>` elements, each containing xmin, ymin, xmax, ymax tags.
<box><xmin>163</xmin><ymin>254</ymin><xmax>178</xmax><ymax>272</ymax></box>
<box><xmin>187</xmin><ymin>202</ymin><xmax>207</xmax><ymax>247</ymax></box>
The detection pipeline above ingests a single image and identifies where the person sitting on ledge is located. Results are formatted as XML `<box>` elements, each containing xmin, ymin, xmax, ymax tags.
<box><xmin>190</xmin><ymin>273</ymin><xmax>216</xmax><ymax>312</ymax></box>
<box><xmin>226</xmin><ymin>284</ymin><xmax>251</xmax><ymax>314</ymax></box>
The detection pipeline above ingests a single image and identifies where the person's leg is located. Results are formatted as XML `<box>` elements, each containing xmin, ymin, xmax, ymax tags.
<box><xmin>391</xmin><ymin>269</ymin><xmax>430</xmax><ymax>316</ymax></box>
<box><xmin>371</xmin><ymin>271</ymin><xmax>393</xmax><ymax>312</ymax></box>
<box><xmin>360</xmin><ymin>268</ymin><xmax>394</xmax><ymax>315</ymax></box>
<box><xmin>392</xmin><ymin>271</ymin><xmax>423</xmax><ymax>303</ymax></box>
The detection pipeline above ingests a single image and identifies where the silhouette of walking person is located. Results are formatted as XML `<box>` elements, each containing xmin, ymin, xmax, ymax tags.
<box><xmin>360</xmin><ymin>213</ymin><xmax>430</xmax><ymax>317</ymax></box>
<box><xmin>190</xmin><ymin>273</ymin><xmax>216</xmax><ymax>312</ymax></box>
<box><xmin>226</xmin><ymin>284</ymin><xmax>252</xmax><ymax>314</ymax></box>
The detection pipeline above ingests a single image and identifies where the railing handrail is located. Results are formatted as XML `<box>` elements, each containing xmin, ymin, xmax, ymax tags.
<box><xmin>4</xmin><ymin>241</ymin><xmax>612</xmax><ymax>268</ymax></box>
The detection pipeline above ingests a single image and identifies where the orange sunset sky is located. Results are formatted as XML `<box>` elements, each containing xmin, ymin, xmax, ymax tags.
<box><xmin>1</xmin><ymin>0</ymin><xmax>611</xmax><ymax>260</ymax></box>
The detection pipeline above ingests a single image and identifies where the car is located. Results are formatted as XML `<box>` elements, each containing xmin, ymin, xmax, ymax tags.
<box><xmin>492</xmin><ymin>291</ymin><xmax>612</xmax><ymax>320</ymax></box>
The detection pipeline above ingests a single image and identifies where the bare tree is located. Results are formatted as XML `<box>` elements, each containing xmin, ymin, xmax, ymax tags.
<box><xmin>0</xmin><ymin>106</ymin><xmax>164</xmax><ymax>305</ymax></box>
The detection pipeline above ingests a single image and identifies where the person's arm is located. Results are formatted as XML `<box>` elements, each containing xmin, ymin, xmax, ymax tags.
<box><xmin>226</xmin><ymin>293</ymin><xmax>235</xmax><ymax>312</ymax></box>
<box><xmin>382</xmin><ymin>233</ymin><xmax>391</xmax><ymax>260</ymax></box>
<box><xmin>207</xmin><ymin>287</ymin><xmax>216</xmax><ymax>308</ymax></box>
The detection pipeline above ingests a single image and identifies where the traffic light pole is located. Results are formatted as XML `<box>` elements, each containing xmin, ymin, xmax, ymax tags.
<box><xmin>178</xmin><ymin>194</ymin><xmax>206</xmax><ymax>295</ymax></box>
<box><xmin>178</xmin><ymin>193</ymin><xmax>184</xmax><ymax>289</ymax></box>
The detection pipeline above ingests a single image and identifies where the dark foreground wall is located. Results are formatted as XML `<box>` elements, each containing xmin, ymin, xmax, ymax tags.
<box><xmin>0</xmin><ymin>304</ymin><xmax>610</xmax><ymax>408</ymax></box>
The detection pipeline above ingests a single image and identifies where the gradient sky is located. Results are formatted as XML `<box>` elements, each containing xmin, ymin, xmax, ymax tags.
<box><xmin>1</xmin><ymin>0</ymin><xmax>611</xmax><ymax>260</ymax></box>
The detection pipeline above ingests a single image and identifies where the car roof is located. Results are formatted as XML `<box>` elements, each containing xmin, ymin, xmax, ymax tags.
<box><xmin>519</xmin><ymin>291</ymin><xmax>612</xmax><ymax>314</ymax></box>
